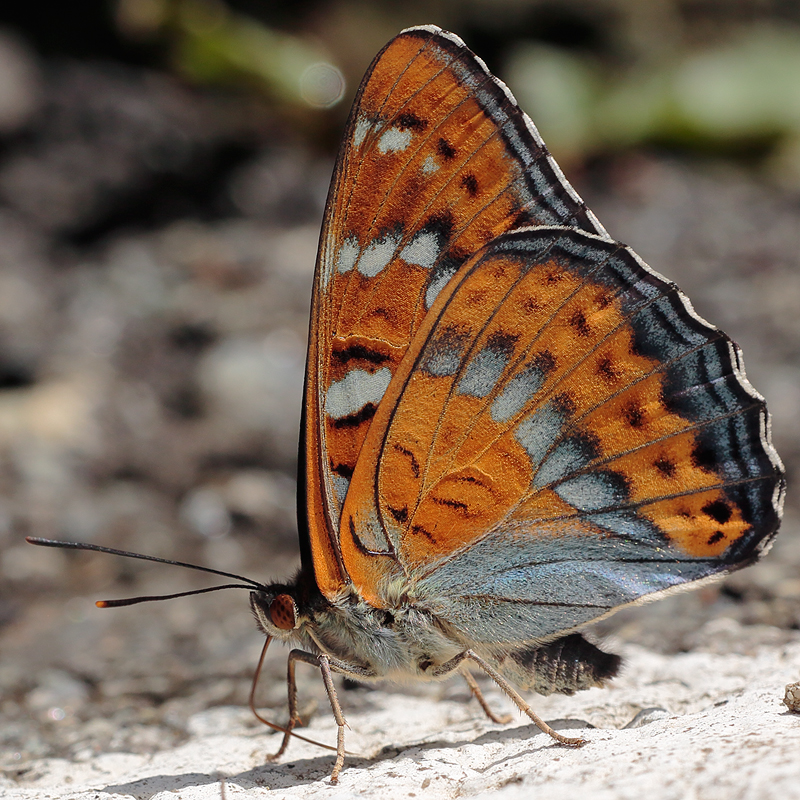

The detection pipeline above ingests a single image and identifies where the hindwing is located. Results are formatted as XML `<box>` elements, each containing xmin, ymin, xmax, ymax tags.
<box><xmin>339</xmin><ymin>227</ymin><xmax>784</xmax><ymax>639</ymax></box>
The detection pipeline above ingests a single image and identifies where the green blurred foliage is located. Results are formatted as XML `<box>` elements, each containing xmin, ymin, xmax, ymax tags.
<box><xmin>506</xmin><ymin>25</ymin><xmax>800</xmax><ymax>180</ymax></box>
<box><xmin>116</xmin><ymin>0</ymin><xmax>344</xmax><ymax>108</ymax></box>
<box><xmin>113</xmin><ymin>0</ymin><xmax>800</xmax><ymax>180</ymax></box>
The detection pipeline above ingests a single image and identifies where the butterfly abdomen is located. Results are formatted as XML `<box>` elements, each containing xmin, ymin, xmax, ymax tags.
<box><xmin>493</xmin><ymin>633</ymin><xmax>622</xmax><ymax>696</ymax></box>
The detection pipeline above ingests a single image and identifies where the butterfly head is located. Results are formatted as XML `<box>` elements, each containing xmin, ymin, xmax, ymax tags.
<box><xmin>250</xmin><ymin>586</ymin><xmax>300</xmax><ymax>639</ymax></box>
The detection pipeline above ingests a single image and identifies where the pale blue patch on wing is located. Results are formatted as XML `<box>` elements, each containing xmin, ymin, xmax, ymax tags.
<box><xmin>420</xmin><ymin>530</ymin><xmax>709</xmax><ymax>595</ymax></box>
<box><xmin>515</xmin><ymin>403</ymin><xmax>565</xmax><ymax>469</ymax></box>
<box><xmin>378</xmin><ymin>126</ymin><xmax>413</xmax><ymax>153</ymax></box>
<box><xmin>325</xmin><ymin>367</ymin><xmax>391</xmax><ymax>419</ymax></box>
<box><xmin>425</xmin><ymin>265</ymin><xmax>457</xmax><ymax>308</ymax></box>
<box><xmin>554</xmin><ymin>473</ymin><xmax>626</xmax><ymax>512</ymax></box>
<box><xmin>491</xmin><ymin>364</ymin><xmax>548</xmax><ymax>422</ymax></box>
<box><xmin>357</xmin><ymin>232</ymin><xmax>400</xmax><ymax>277</ymax></box>
<box><xmin>331</xmin><ymin>474</ymin><xmax>350</xmax><ymax>508</ymax></box>
<box><xmin>421</xmin><ymin>154</ymin><xmax>439</xmax><ymax>174</ymax></box>
<box><xmin>400</xmin><ymin>231</ymin><xmax>440</xmax><ymax>269</ymax></box>
<box><xmin>352</xmin><ymin>507</ymin><xmax>391</xmax><ymax>553</ymax></box>
<box><xmin>458</xmin><ymin>348</ymin><xmax>509</xmax><ymax>398</ymax></box>
<box><xmin>336</xmin><ymin>237</ymin><xmax>360</xmax><ymax>274</ymax></box>
<box><xmin>631</xmin><ymin>277</ymin><xmax>663</xmax><ymax>302</ymax></box>
<box><xmin>422</xmin><ymin>346</ymin><xmax>462</xmax><ymax>377</ymax></box>
<box><xmin>534</xmin><ymin>439</ymin><xmax>594</xmax><ymax>489</ymax></box>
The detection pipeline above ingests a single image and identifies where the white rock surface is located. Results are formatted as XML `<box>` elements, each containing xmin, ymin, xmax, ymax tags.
<box><xmin>4</xmin><ymin>622</ymin><xmax>800</xmax><ymax>800</ymax></box>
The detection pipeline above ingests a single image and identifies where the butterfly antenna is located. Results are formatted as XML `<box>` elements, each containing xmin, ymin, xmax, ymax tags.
<box><xmin>27</xmin><ymin>538</ymin><xmax>352</xmax><ymax>753</ymax></box>
<box><xmin>94</xmin><ymin>584</ymin><xmax>262</xmax><ymax>608</ymax></box>
<box><xmin>249</xmin><ymin>637</ymin><xmax>345</xmax><ymax>753</ymax></box>
<box><xmin>25</xmin><ymin>536</ymin><xmax>267</xmax><ymax>607</ymax></box>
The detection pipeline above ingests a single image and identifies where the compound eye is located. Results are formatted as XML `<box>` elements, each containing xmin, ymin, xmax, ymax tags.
<box><xmin>269</xmin><ymin>594</ymin><xmax>297</xmax><ymax>631</ymax></box>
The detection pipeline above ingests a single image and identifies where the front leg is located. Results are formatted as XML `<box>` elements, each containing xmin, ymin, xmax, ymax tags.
<box><xmin>269</xmin><ymin>649</ymin><xmax>309</xmax><ymax>761</ymax></box>
<box><xmin>272</xmin><ymin>648</ymin><xmax>376</xmax><ymax>783</ymax></box>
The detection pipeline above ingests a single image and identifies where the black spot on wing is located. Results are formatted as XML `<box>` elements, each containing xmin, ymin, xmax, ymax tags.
<box><xmin>332</xmin><ymin>462</ymin><xmax>354</xmax><ymax>479</ymax></box>
<box><xmin>438</xmin><ymin>137</ymin><xmax>456</xmax><ymax>160</ymax></box>
<box><xmin>533</xmin><ymin>349</ymin><xmax>556</xmax><ymax>373</ymax></box>
<box><xmin>513</xmin><ymin>207</ymin><xmax>533</xmax><ymax>228</ymax></box>
<box><xmin>569</xmin><ymin>309</ymin><xmax>591</xmax><ymax>337</ymax></box>
<box><xmin>331</xmin><ymin>403</ymin><xmax>377</xmax><ymax>429</ymax></box>
<box><xmin>596</xmin><ymin>354</ymin><xmax>619</xmax><ymax>382</ymax></box>
<box><xmin>703</xmin><ymin>499</ymin><xmax>732</xmax><ymax>525</ymax></box>
<box><xmin>421</xmin><ymin>323</ymin><xmax>470</xmax><ymax>377</ymax></box>
<box><xmin>456</xmin><ymin>474</ymin><xmax>487</xmax><ymax>486</ymax></box>
<box><xmin>332</xmin><ymin>343</ymin><xmax>391</xmax><ymax>365</ymax></box>
<box><xmin>653</xmin><ymin>456</ymin><xmax>677</xmax><ymax>478</ymax></box>
<box><xmin>411</xmin><ymin>523</ymin><xmax>435</xmax><ymax>541</ymax></box>
<box><xmin>522</xmin><ymin>296</ymin><xmax>542</xmax><ymax>314</ymax></box>
<box><xmin>707</xmin><ymin>531</ymin><xmax>725</xmax><ymax>545</ymax></box>
<box><xmin>544</xmin><ymin>269</ymin><xmax>562</xmax><ymax>284</ymax></box>
<box><xmin>426</xmin><ymin>210</ymin><xmax>456</xmax><ymax>241</ymax></box>
<box><xmin>461</xmin><ymin>173</ymin><xmax>478</xmax><ymax>196</ymax></box>
<box><xmin>432</xmin><ymin>496</ymin><xmax>470</xmax><ymax>514</ymax></box>
<box><xmin>553</xmin><ymin>392</ymin><xmax>576</xmax><ymax>418</ymax></box>
<box><xmin>486</xmin><ymin>330</ymin><xmax>519</xmax><ymax>355</ymax></box>
<box><xmin>623</xmin><ymin>400</ymin><xmax>645</xmax><ymax>429</ymax></box>
<box><xmin>397</xmin><ymin>111</ymin><xmax>427</xmax><ymax>131</ymax></box>
<box><xmin>388</xmin><ymin>505</ymin><xmax>409</xmax><ymax>524</ymax></box>
<box><xmin>393</xmin><ymin>443</ymin><xmax>420</xmax><ymax>478</ymax></box>
<box><xmin>595</xmin><ymin>289</ymin><xmax>614</xmax><ymax>309</ymax></box>
<box><xmin>690</xmin><ymin>439</ymin><xmax>718</xmax><ymax>472</ymax></box>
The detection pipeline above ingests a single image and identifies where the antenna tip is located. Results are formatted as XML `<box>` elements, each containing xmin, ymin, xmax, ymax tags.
<box><xmin>95</xmin><ymin>601</ymin><xmax>109</xmax><ymax>608</ymax></box>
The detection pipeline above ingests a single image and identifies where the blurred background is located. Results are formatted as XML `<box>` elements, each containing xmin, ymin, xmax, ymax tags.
<box><xmin>1</xmin><ymin>0</ymin><xmax>799</xmax><ymax>772</ymax></box>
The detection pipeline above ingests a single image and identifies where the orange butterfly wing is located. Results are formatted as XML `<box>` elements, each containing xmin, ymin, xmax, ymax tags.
<box><xmin>340</xmin><ymin>228</ymin><xmax>783</xmax><ymax>640</ymax></box>
<box><xmin>303</xmin><ymin>26</ymin><xmax>606</xmax><ymax>597</ymax></box>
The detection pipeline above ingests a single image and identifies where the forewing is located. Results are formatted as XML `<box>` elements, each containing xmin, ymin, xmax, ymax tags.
<box><xmin>304</xmin><ymin>26</ymin><xmax>606</xmax><ymax>597</ymax></box>
<box><xmin>340</xmin><ymin>227</ymin><xmax>784</xmax><ymax>633</ymax></box>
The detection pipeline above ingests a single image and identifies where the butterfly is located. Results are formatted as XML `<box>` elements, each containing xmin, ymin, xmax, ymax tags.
<box><xmin>29</xmin><ymin>24</ymin><xmax>785</xmax><ymax>784</ymax></box>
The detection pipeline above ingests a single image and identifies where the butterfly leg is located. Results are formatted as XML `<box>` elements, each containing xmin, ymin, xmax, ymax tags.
<box><xmin>269</xmin><ymin>648</ymin><xmax>307</xmax><ymax>762</ymax></box>
<box><xmin>316</xmin><ymin>654</ymin><xmax>349</xmax><ymax>782</ymax></box>
<box><xmin>434</xmin><ymin>651</ymin><xmax>586</xmax><ymax>747</ymax></box>
<box><xmin>461</xmin><ymin>667</ymin><xmax>513</xmax><ymax>724</ymax></box>
<box><xmin>273</xmin><ymin>648</ymin><xmax>376</xmax><ymax>783</ymax></box>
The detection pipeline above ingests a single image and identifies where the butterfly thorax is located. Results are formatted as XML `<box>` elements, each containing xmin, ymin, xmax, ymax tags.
<box><xmin>250</xmin><ymin>578</ymin><xmax>465</xmax><ymax>682</ymax></box>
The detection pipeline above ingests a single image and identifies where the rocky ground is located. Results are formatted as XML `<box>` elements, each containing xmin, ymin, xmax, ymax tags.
<box><xmin>0</xmin><ymin>26</ymin><xmax>799</xmax><ymax>800</ymax></box>
<box><xmin>4</xmin><ymin>622</ymin><xmax>800</xmax><ymax>799</ymax></box>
